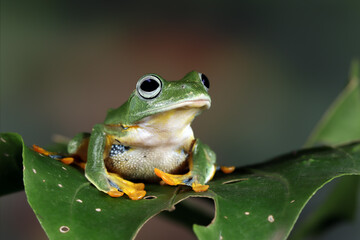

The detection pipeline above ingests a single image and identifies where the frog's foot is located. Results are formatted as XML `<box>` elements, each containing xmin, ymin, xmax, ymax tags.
<box><xmin>108</xmin><ymin>187</ymin><xmax>124</xmax><ymax>198</ymax></box>
<box><xmin>191</xmin><ymin>182</ymin><xmax>209</xmax><ymax>192</ymax></box>
<box><xmin>60</xmin><ymin>157</ymin><xmax>75</xmax><ymax>165</ymax></box>
<box><xmin>220</xmin><ymin>166</ymin><xmax>235</xmax><ymax>174</ymax></box>
<box><xmin>154</xmin><ymin>168</ymin><xmax>209</xmax><ymax>192</ymax></box>
<box><xmin>107</xmin><ymin>172</ymin><xmax>146</xmax><ymax>200</ymax></box>
<box><xmin>32</xmin><ymin>145</ymin><xmax>75</xmax><ymax>165</ymax></box>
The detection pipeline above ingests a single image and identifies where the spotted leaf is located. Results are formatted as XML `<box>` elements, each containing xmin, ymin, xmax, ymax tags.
<box><xmin>16</xmin><ymin>133</ymin><xmax>360</xmax><ymax>239</ymax></box>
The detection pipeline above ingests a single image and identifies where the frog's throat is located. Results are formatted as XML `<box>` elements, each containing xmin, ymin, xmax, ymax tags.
<box><xmin>115</xmin><ymin>98</ymin><xmax>209</xmax><ymax>148</ymax></box>
<box><xmin>136</xmin><ymin>97</ymin><xmax>209</xmax><ymax>130</ymax></box>
<box><xmin>136</xmin><ymin>107</ymin><xmax>200</xmax><ymax>132</ymax></box>
<box><xmin>120</xmin><ymin>105</ymin><xmax>201</xmax><ymax>149</ymax></box>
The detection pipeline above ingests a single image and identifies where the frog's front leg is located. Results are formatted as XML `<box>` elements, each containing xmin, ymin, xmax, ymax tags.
<box><xmin>154</xmin><ymin>139</ymin><xmax>216</xmax><ymax>192</ymax></box>
<box><xmin>85</xmin><ymin>124</ymin><xmax>146</xmax><ymax>200</ymax></box>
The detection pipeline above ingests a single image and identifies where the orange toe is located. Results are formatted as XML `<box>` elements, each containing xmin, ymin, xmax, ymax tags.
<box><xmin>192</xmin><ymin>183</ymin><xmax>209</xmax><ymax>192</ymax></box>
<box><xmin>220</xmin><ymin>166</ymin><xmax>235</xmax><ymax>174</ymax></box>
<box><xmin>127</xmin><ymin>190</ymin><xmax>146</xmax><ymax>200</ymax></box>
<box><xmin>61</xmin><ymin>157</ymin><xmax>74</xmax><ymax>165</ymax></box>
<box><xmin>75</xmin><ymin>161</ymin><xmax>86</xmax><ymax>169</ymax></box>
<box><xmin>154</xmin><ymin>168</ymin><xmax>163</xmax><ymax>178</ymax></box>
<box><xmin>32</xmin><ymin>145</ymin><xmax>51</xmax><ymax>156</ymax></box>
<box><xmin>108</xmin><ymin>190</ymin><xmax>124</xmax><ymax>198</ymax></box>
<box><xmin>154</xmin><ymin>168</ymin><xmax>176</xmax><ymax>185</ymax></box>
<box><xmin>133</xmin><ymin>182</ymin><xmax>145</xmax><ymax>190</ymax></box>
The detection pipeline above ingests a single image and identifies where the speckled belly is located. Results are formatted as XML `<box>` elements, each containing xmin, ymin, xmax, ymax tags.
<box><xmin>105</xmin><ymin>144</ymin><xmax>189</xmax><ymax>181</ymax></box>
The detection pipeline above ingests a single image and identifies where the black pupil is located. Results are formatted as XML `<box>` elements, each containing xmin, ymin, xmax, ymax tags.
<box><xmin>201</xmin><ymin>74</ymin><xmax>210</xmax><ymax>89</ymax></box>
<box><xmin>140</xmin><ymin>79</ymin><xmax>159</xmax><ymax>92</ymax></box>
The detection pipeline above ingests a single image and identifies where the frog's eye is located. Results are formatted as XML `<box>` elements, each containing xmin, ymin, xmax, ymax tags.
<box><xmin>199</xmin><ymin>73</ymin><xmax>210</xmax><ymax>90</ymax></box>
<box><xmin>136</xmin><ymin>75</ymin><xmax>162</xmax><ymax>99</ymax></box>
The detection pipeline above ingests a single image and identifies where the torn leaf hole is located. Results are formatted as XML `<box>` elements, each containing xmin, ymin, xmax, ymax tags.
<box><xmin>59</xmin><ymin>226</ymin><xmax>70</xmax><ymax>233</ymax></box>
<box><xmin>222</xmin><ymin>178</ymin><xmax>248</xmax><ymax>185</ymax></box>
<box><xmin>143</xmin><ymin>195</ymin><xmax>157</xmax><ymax>200</ymax></box>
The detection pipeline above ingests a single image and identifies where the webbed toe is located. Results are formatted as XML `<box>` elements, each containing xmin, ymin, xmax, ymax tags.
<box><xmin>107</xmin><ymin>172</ymin><xmax>146</xmax><ymax>200</ymax></box>
<box><xmin>154</xmin><ymin>168</ymin><xmax>209</xmax><ymax>192</ymax></box>
<box><xmin>108</xmin><ymin>188</ymin><xmax>124</xmax><ymax>198</ymax></box>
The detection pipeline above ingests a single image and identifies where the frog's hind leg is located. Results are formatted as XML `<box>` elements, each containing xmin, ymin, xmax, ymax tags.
<box><xmin>85</xmin><ymin>124</ymin><xmax>146</xmax><ymax>200</ymax></box>
<box><xmin>87</xmin><ymin>170</ymin><xmax>146</xmax><ymax>200</ymax></box>
<box><xmin>154</xmin><ymin>139</ymin><xmax>216</xmax><ymax>193</ymax></box>
<box><xmin>32</xmin><ymin>145</ymin><xmax>75</xmax><ymax>165</ymax></box>
<box><xmin>32</xmin><ymin>133</ymin><xmax>91</xmax><ymax>169</ymax></box>
<box><xmin>107</xmin><ymin>172</ymin><xmax>146</xmax><ymax>200</ymax></box>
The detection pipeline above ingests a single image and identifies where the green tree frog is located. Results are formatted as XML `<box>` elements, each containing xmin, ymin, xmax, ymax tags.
<box><xmin>33</xmin><ymin>71</ymin><xmax>234</xmax><ymax>200</ymax></box>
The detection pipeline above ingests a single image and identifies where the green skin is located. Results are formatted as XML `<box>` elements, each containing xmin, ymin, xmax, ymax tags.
<box><xmin>67</xmin><ymin>71</ymin><xmax>216</xmax><ymax>197</ymax></box>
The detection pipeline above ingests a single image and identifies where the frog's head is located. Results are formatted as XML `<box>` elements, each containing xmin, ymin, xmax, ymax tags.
<box><xmin>105</xmin><ymin>71</ymin><xmax>211</xmax><ymax>125</ymax></box>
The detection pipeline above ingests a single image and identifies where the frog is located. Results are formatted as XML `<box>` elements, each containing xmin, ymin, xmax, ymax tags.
<box><xmin>33</xmin><ymin>71</ymin><xmax>234</xmax><ymax>200</ymax></box>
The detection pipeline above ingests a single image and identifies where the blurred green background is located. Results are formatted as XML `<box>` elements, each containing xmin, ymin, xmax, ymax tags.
<box><xmin>1</xmin><ymin>1</ymin><xmax>359</xmax><ymax>239</ymax></box>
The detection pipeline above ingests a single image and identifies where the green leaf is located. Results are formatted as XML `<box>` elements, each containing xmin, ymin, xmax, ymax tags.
<box><xmin>193</xmin><ymin>142</ymin><xmax>360</xmax><ymax>240</ymax></box>
<box><xmin>289</xmin><ymin>175</ymin><xmax>359</xmax><ymax>240</ymax></box>
<box><xmin>0</xmin><ymin>132</ymin><xmax>24</xmax><ymax>195</ymax></box>
<box><xmin>0</xmin><ymin>132</ymin><xmax>68</xmax><ymax>196</ymax></box>
<box><xmin>305</xmin><ymin>59</ymin><xmax>360</xmax><ymax>147</ymax></box>
<box><xmin>290</xmin><ymin>60</ymin><xmax>360</xmax><ymax>239</ymax></box>
<box><xmin>21</xmin><ymin>133</ymin><xmax>360</xmax><ymax>239</ymax></box>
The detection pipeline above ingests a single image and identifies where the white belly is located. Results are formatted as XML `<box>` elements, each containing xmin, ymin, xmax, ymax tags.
<box><xmin>105</xmin><ymin>146</ymin><xmax>189</xmax><ymax>181</ymax></box>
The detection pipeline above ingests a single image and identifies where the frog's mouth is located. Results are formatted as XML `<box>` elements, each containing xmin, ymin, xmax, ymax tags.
<box><xmin>139</xmin><ymin>97</ymin><xmax>211</xmax><ymax>117</ymax></box>
<box><xmin>168</xmin><ymin>99</ymin><xmax>211</xmax><ymax>110</ymax></box>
